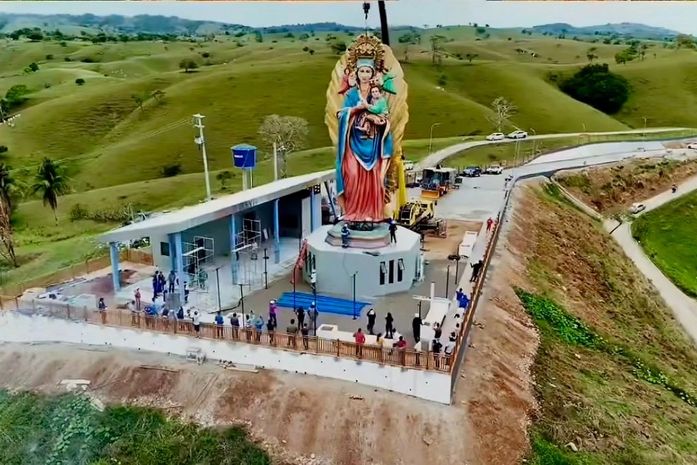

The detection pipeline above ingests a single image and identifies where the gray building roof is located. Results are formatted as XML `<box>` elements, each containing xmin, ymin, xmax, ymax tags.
<box><xmin>100</xmin><ymin>170</ymin><xmax>334</xmax><ymax>243</ymax></box>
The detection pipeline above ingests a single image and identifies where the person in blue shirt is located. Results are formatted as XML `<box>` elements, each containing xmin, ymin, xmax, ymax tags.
<box><xmin>254</xmin><ymin>314</ymin><xmax>265</xmax><ymax>342</ymax></box>
<box><xmin>215</xmin><ymin>311</ymin><xmax>224</xmax><ymax>339</ymax></box>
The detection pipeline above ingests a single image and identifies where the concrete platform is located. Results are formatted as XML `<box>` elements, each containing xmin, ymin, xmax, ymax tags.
<box><xmin>305</xmin><ymin>224</ymin><xmax>422</xmax><ymax>297</ymax></box>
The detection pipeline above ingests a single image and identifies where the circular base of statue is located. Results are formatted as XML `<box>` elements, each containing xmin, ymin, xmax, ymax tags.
<box><xmin>305</xmin><ymin>224</ymin><xmax>422</xmax><ymax>297</ymax></box>
<box><xmin>325</xmin><ymin>221</ymin><xmax>391</xmax><ymax>249</ymax></box>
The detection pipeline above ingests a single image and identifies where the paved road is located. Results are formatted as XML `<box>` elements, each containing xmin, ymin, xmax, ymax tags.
<box><xmin>605</xmin><ymin>176</ymin><xmax>697</xmax><ymax>345</ymax></box>
<box><xmin>416</xmin><ymin>127</ymin><xmax>694</xmax><ymax>171</ymax></box>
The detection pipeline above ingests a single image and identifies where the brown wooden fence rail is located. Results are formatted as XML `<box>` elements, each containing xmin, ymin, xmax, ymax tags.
<box><xmin>12</xmin><ymin>300</ymin><xmax>453</xmax><ymax>373</ymax></box>
<box><xmin>0</xmin><ymin>248</ymin><xmax>153</xmax><ymax>298</ymax></box>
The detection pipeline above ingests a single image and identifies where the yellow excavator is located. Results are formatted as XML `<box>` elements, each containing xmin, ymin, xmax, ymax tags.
<box><xmin>420</xmin><ymin>167</ymin><xmax>458</xmax><ymax>201</ymax></box>
<box><xmin>397</xmin><ymin>199</ymin><xmax>435</xmax><ymax>229</ymax></box>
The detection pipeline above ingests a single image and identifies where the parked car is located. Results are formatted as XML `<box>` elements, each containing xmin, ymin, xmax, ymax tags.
<box><xmin>687</xmin><ymin>142</ymin><xmax>697</xmax><ymax>150</ymax></box>
<box><xmin>403</xmin><ymin>159</ymin><xmax>416</xmax><ymax>171</ymax></box>
<box><xmin>484</xmin><ymin>164</ymin><xmax>503</xmax><ymax>175</ymax></box>
<box><xmin>462</xmin><ymin>166</ymin><xmax>482</xmax><ymax>177</ymax></box>
<box><xmin>507</xmin><ymin>130</ymin><xmax>528</xmax><ymax>139</ymax></box>
<box><xmin>629</xmin><ymin>202</ymin><xmax>646</xmax><ymax>214</ymax></box>
<box><xmin>486</xmin><ymin>132</ymin><xmax>505</xmax><ymax>141</ymax></box>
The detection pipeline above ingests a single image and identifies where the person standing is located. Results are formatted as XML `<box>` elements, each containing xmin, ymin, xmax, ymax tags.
<box><xmin>244</xmin><ymin>314</ymin><xmax>253</xmax><ymax>342</ymax></box>
<box><xmin>266</xmin><ymin>317</ymin><xmax>276</xmax><ymax>345</ymax></box>
<box><xmin>254</xmin><ymin>314</ymin><xmax>264</xmax><ymax>342</ymax></box>
<box><xmin>296</xmin><ymin>306</ymin><xmax>306</xmax><ymax>329</ymax></box>
<box><xmin>385</xmin><ymin>312</ymin><xmax>394</xmax><ymax>339</ymax></box>
<box><xmin>301</xmin><ymin>323</ymin><xmax>310</xmax><ymax>350</ymax></box>
<box><xmin>152</xmin><ymin>274</ymin><xmax>159</xmax><ymax>298</ymax></box>
<box><xmin>230</xmin><ymin>312</ymin><xmax>240</xmax><ymax>340</ymax></box>
<box><xmin>268</xmin><ymin>299</ymin><xmax>278</xmax><ymax>327</ymax></box>
<box><xmin>134</xmin><ymin>288</ymin><xmax>141</xmax><ymax>311</ymax></box>
<box><xmin>412</xmin><ymin>312</ymin><xmax>422</xmax><ymax>343</ymax></box>
<box><xmin>366</xmin><ymin>308</ymin><xmax>376</xmax><ymax>335</ymax></box>
<box><xmin>157</xmin><ymin>272</ymin><xmax>166</xmax><ymax>297</ymax></box>
<box><xmin>341</xmin><ymin>223</ymin><xmax>351</xmax><ymax>248</ymax></box>
<box><xmin>168</xmin><ymin>270</ymin><xmax>176</xmax><ymax>294</ymax></box>
<box><xmin>434</xmin><ymin>322</ymin><xmax>442</xmax><ymax>341</ymax></box>
<box><xmin>432</xmin><ymin>338</ymin><xmax>443</xmax><ymax>369</ymax></box>
<box><xmin>353</xmin><ymin>328</ymin><xmax>366</xmax><ymax>358</ymax></box>
<box><xmin>98</xmin><ymin>297</ymin><xmax>107</xmax><ymax>324</ymax></box>
<box><xmin>455</xmin><ymin>287</ymin><xmax>464</xmax><ymax>302</ymax></box>
<box><xmin>486</xmin><ymin>217</ymin><xmax>493</xmax><ymax>232</ymax></box>
<box><xmin>389</xmin><ymin>220</ymin><xmax>397</xmax><ymax>244</ymax></box>
<box><xmin>309</xmin><ymin>301</ymin><xmax>319</xmax><ymax>334</ymax></box>
<box><xmin>286</xmin><ymin>319</ymin><xmax>298</xmax><ymax>348</ymax></box>
<box><xmin>470</xmin><ymin>259</ymin><xmax>484</xmax><ymax>282</ymax></box>
<box><xmin>192</xmin><ymin>310</ymin><xmax>201</xmax><ymax>338</ymax></box>
<box><xmin>214</xmin><ymin>311</ymin><xmax>224</xmax><ymax>339</ymax></box>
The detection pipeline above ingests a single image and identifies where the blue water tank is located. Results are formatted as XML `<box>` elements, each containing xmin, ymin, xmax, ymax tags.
<box><xmin>231</xmin><ymin>144</ymin><xmax>257</xmax><ymax>169</ymax></box>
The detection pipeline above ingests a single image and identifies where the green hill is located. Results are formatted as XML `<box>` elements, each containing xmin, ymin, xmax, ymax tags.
<box><xmin>0</xmin><ymin>22</ymin><xmax>696</xmax><ymax>287</ymax></box>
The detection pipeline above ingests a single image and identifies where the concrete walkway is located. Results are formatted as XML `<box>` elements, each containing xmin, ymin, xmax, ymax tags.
<box><xmin>603</xmin><ymin>175</ymin><xmax>697</xmax><ymax>345</ymax></box>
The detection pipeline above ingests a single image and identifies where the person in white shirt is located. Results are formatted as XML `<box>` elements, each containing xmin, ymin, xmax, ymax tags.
<box><xmin>192</xmin><ymin>310</ymin><xmax>201</xmax><ymax>338</ymax></box>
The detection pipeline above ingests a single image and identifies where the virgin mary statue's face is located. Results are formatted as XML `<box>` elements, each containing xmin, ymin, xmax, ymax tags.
<box><xmin>357</xmin><ymin>66</ymin><xmax>373</xmax><ymax>84</ymax></box>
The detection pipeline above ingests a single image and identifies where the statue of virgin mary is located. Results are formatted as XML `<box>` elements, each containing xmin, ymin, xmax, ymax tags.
<box><xmin>325</xmin><ymin>34</ymin><xmax>409</xmax><ymax>223</ymax></box>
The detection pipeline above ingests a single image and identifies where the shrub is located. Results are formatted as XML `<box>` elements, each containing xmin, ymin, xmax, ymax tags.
<box><xmin>64</xmin><ymin>56</ymin><xmax>72</xmax><ymax>62</ymax></box>
<box><xmin>559</xmin><ymin>63</ymin><xmax>629</xmax><ymax>114</ymax></box>
<box><xmin>0</xmin><ymin>146</ymin><xmax>8</xmax><ymax>154</ymax></box>
<box><xmin>45</xmin><ymin>54</ymin><xmax>54</xmax><ymax>60</ymax></box>
<box><xmin>69</xmin><ymin>203</ymin><xmax>89</xmax><ymax>221</ymax></box>
<box><xmin>161</xmin><ymin>163</ymin><xmax>182</xmax><ymax>177</ymax></box>
<box><xmin>80</xmin><ymin>57</ymin><xmax>95</xmax><ymax>63</ymax></box>
<box><xmin>75</xmin><ymin>78</ymin><xmax>85</xmax><ymax>86</ymax></box>
<box><xmin>27</xmin><ymin>62</ymin><xmax>39</xmax><ymax>72</ymax></box>
<box><xmin>201</xmin><ymin>51</ymin><xmax>210</xmax><ymax>58</ymax></box>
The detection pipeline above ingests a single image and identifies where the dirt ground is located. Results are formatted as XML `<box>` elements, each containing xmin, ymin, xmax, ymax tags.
<box><xmin>1</xmin><ymin>218</ymin><xmax>538</xmax><ymax>465</ymax></box>
<box><xmin>555</xmin><ymin>158</ymin><xmax>697</xmax><ymax>214</ymax></box>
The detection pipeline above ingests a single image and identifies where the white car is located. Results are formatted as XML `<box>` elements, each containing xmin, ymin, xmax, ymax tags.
<box><xmin>629</xmin><ymin>203</ymin><xmax>646</xmax><ymax>214</ymax></box>
<box><xmin>687</xmin><ymin>142</ymin><xmax>697</xmax><ymax>150</ymax></box>
<box><xmin>403</xmin><ymin>160</ymin><xmax>415</xmax><ymax>171</ymax></box>
<box><xmin>486</xmin><ymin>132</ymin><xmax>505</xmax><ymax>141</ymax></box>
<box><xmin>507</xmin><ymin>130</ymin><xmax>528</xmax><ymax>139</ymax></box>
<box><xmin>485</xmin><ymin>165</ymin><xmax>503</xmax><ymax>175</ymax></box>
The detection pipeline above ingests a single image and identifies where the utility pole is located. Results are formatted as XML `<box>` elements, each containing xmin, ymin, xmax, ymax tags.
<box><xmin>429</xmin><ymin>122</ymin><xmax>441</xmax><ymax>154</ymax></box>
<box><xmin>193</xmin><ymin>113</ymin><xmax>212</xmax><ymax>201</ymax></box>
<box><xmin>272</xmin><ymin>142</ymin><xmax>279</xmax><ymax>181</ymax></box>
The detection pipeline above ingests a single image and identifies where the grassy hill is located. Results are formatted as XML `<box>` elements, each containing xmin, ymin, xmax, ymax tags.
<box><xmin>632</xmin><ymin>190</ymin><xmax>697</xmax><ymax>298</ymax></box>
<box><xmin>0</xmin><ymin>22</ymin><xmax>696</xmax><ymax>287</ymax></box>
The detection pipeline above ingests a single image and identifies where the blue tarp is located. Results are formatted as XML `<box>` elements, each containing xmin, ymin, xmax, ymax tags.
<box><xmin>276</xmin><ymin>292</ymin><xmax>370</xmax><ymax>317</ymax></box>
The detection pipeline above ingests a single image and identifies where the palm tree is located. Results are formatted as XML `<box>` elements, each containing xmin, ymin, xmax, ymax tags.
<box><xmin>32</xmin><ymin>157</ymin><xmax>70</xmax><ymax>223</ymax></box>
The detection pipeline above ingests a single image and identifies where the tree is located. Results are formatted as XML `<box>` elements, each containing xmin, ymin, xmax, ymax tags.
<box><xmin>586</xmin><ymin>52</ymin><xmax>598</xmax><ymax>62</ymax></box>
<box><xmin>26</xmin><ymin>62</ymin><xmax>39</xmax><ymax>73</ymax></box>
<box><xmin>488</xmin><ymin>97</ymin><xmax>516</xmax><ymax>133</ymax></box>
<box><xmin>75</xmin><ymin>78</ymin><xmax>85</xmax><ymax>86</ymax></box>
<box><xmin>258</xmin><ymin>115</ymin><xmax>309</xmax><ymax>179</ymax></box>
<box><xmin>330</xmin><ymin>41</ymin><xmax>347</xmax><ymax>55</ymax></box>
<box><xmin>559</xmin><ymin>63</ymin><xmax>629</xmax><ymax>114</ymax></box>
<box><xmin>31</xmin><ymin>158</ymin><xmax>70</xmax><ymax>224</ymax></box>
<box><xmin>27</xmin><ymin>30</ymin><xmax>43</xmax><ymax>42</ymax></box>
<box><xmin>0</xmin><ymin>190</ymin><xmax>18</xmax><ymax>268</ymax></box>
<box><xmin>151</xmin><ymin>89</ymin><xmax>166</xmax><ymax>103</ymax></box>
<box><xmin>179</xmin><ymin>59</ymin><xmax>198</xmax><ymax>73</ymax></box>
<box><xmin>430</xmin><ymin>35</ymin><xmax>446</xmax><ymax>66</ymax></box>
<box><xmin>131</xmin><ymin>94</ymin><xmax>146</xmax><ymax>112</ymax></box>
<box><xmin>0</xmin><ymin>163</ymin><xmax>22</xmax><ymax>213</ymax></box>
<box><xmin>216</xmin><ymin>170</ymin><xmax>232</xmax><ymax>189</ymax></box>
<box><xmin>465</xmin><ymin>53</ymin><xmax>478</xmax><ymax>64</ymax></box>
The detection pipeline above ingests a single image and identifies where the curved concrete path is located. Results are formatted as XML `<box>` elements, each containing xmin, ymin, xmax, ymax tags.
<box><xmin>604</xmin><ymin>176</ymin><xmax>697</xmax><ymax>344</ymax></box>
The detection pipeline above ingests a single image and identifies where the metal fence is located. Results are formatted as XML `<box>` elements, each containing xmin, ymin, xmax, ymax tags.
<box><xmin>10</xmin><ymin>299</ymin><xmax>453</xmax><ymax>373</ymax></box>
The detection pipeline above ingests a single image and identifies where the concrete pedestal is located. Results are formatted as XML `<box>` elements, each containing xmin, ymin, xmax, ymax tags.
<box><xmin>304</xmin><ymin>224</ymin><xmax>421</xmax><ymax>298</ymax></box>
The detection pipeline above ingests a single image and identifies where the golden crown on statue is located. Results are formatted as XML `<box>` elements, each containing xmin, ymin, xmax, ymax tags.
<box><xmin>346</xmin><ymin>34</ymin><xmax>386</xmax><ymax>71</ymax></box>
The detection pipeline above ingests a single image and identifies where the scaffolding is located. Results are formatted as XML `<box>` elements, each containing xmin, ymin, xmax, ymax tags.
<box><xmin>233</xmin><ymin>218</ymin><xmax>267</xmax><ymax>290</ymax></box>
<box><xmin>183</xmin><ymin>236</ymin><xmax>215</xmax><ymax>291</ymax></box>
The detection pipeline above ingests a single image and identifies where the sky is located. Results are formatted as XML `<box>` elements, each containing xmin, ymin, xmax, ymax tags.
<box><xmin>0</xmin><ymin>0</ymin><xmax>695</xmax><ymax>35</ymax></box>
